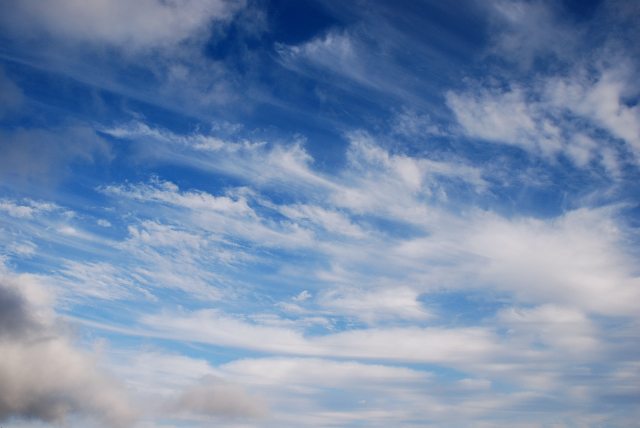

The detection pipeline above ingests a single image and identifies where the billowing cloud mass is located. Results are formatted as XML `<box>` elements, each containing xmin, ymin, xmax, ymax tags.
<box><xmin>1</xmin><ymin>0</ymin><xmax>640</xmax><ymax>427</ymax></box>
<box><xmin>0</xmin><ymin>273</ymin><xmax>136</xmax><ymax>427</ymax></box>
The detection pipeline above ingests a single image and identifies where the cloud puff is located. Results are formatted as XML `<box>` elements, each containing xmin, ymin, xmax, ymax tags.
<box><xmin>320</xmin><ymin>286</ymin><xmax>432</xmax><ymax>325</ymax></box>
<box><xmin>0</xmin><ymin>272</ymin><xmax>137</xmax><ymax>427</ymax></box>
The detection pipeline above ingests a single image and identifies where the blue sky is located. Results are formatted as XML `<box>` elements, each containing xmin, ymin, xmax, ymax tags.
<box><xmin>1</xmin><ymin>0</ymin><xmax>639</xmax><ymax>427</ymax></box>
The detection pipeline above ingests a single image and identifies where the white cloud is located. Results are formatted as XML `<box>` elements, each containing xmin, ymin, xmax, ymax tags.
<box><xmin>394</xmin><ymin>206</ymin><xmax>640</xmax><ymax>317</ymax></box>
<box><xmin>330</xmin><ymin>133</ymin><xmax>487</xmax><ymax>222</ymax></box>
<box><xmin>447</xmin><ymin>0</ymin><xmax>640</xmax><ymax>172</ymax></box>
<box><xmin>0</xmin><ymin>199</ymin><xmax>36</xmax><ymax>218</ymax></box>
<box><xmin>293</xmin><ymin>290</ymin><xmax>312</xmax><ymax>302</ymax></box>
<box><xmin>103</xmin><ymin>123</ymin><xmax>336</xmax><ymax>194</ymax></box>
<box><xmin>547</xmin><ymin>70</ymin><xmax>640</xmax><ymax>158</ymax></box>
<box><xmin>112</xmin><ymin>351</ymin><xmax>216</xmax><ymax>397</ymax></box>
<box><xmin>0</xmin><ymin>199</ymin><xmax>62</xmax><ymax>219</ymax></box>
<box><xmin>465</xmin><ymin>207</ymin><xmax>640</xmax><ymax>316</ymax></box>
<box><xmin>4</xmin><ymin>241</ymin><xmax>37</xmax><ymax>258</ymax></box>
<box><xmin>1</xmin><ymin>0</ymin><xmax>244</xmax><ymax>51</ymax></box>
<box><xmin>274</xmin><ymin>17</ymin><xmax>456</xmax><ymax>106</ymax></box>
<box><xmin>106</xmin><ymin>181</ymin><xmax>316</xmax><ymax>255</ymax></box>
<box><xmin>102</xmin><ymin>179</ymin><xmax>253</xmax><ymax>216</ymax></box>
<box><xmin>319</xmin><ymin>286</ymin><xmax>432</xmax><ymax>325</ymax></box>
<box><xmin>446</xmin><ymin>73</ymin><xmax>640</xmax><ymax>171</ymax></box>
<box><xmin>1</xmin><ymin>0</ymin><xmax>639</xmax><ymax>426</ymax></box>
<box><xmin>104</xmin><ymin>123</ymin><xmax>486</xmax><ymax>218</ymax></box>
<box><xmin>221</xmin><ymin>357</ymin><xmax>432</xmax><ymax>390</ymax></box>
<box><xmin>457</xmin><ymin>378</ymin><xmax>491</xmax><ymax>390</ymax></box>
<box><xmin>99</xmin><ymin>123</ymin><xmax>640</xmax><ymax>321</ymax></box>
<box><xmin>54</xmin><ymin>260</ymin><xmax>133</xmax><ymax>301</ymax></box>
<box><xmin>140</xmin><ymin>307</ymin><xmax>499</xmax><ymax>365</ymax></box>
<box><xmin>116</xmin><ymin>221</ymin><xmax>224</xmax><ymax>301</ymax></box>
<box><xmin>102</xmin><ymin>121</ymin><xmax>232</xmax><ymax>152</ymax></box>
<box><xmin>278</xmin><ymin>31</ymin><xmax>361</xmax><ymax>82</ymax></box>
<box><xmin>497</xmin><ymin>304</ymin><xmax>598</xmax><ymax>357</ymax></box>
<box><xmin>126</xmin><ymin>221</ymin><xmax>208</xmax><ymax>250</ymax></box>
<box><xmin>446</xmin><ymin>86</ymin><xmax>553</xmax><ymax>152</ymax></box>
<box><xmin>280</xmin><ymin>204</ymin><xmax>366</xmax><ymax>238</ymax></box>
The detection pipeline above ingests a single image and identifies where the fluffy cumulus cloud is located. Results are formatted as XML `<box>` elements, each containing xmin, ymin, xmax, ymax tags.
<box><xmin>1</xmin><ymin>0</ymin><xmax>640</xmax><ymax>427</ymax></box>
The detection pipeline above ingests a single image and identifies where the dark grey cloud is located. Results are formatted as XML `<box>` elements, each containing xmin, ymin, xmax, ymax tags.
<box><xmin>0</xmin><ymin>281</ymin><xmax>40</xmax><ymax>339</ymax></box>
<box><xmin>0</xmin><ymin>277</ymin><xmax>137</xmax><ymax>427</ymax></box>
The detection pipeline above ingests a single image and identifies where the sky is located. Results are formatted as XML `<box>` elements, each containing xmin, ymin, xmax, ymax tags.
<box><xmin>0</xmin><ymin>0</ymin><xmax>639</xmax><ymax>427</ymax></box>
